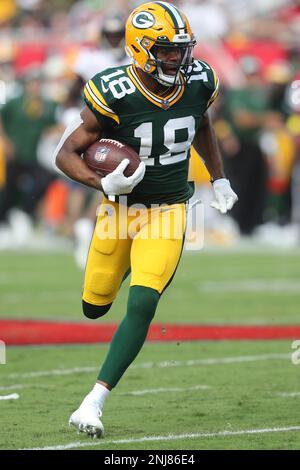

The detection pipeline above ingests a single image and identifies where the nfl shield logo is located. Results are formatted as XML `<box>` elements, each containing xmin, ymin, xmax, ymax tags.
<box><xmin>95</xmin><ymin>147</ymin><xmax>109</xmax><ymax>162</ymax></box>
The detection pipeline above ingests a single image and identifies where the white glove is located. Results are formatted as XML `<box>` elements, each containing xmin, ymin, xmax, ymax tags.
<box><xmin>210</xmin><ymin>178</ymin><xmax>238</xmax><ymax>214</ymax></box>
<box><xmin>101</xmin><ymin>159</ymin><xmax>145</xmax><ymax>196</ymax></box>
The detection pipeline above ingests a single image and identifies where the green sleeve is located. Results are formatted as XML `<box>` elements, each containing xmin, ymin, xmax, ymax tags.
<box><xmin>191</xmin><ymin>60</ymin><xmax>219</xmax><ymax>110</ymax></box>
<box><xmin>200</xmin><ymin>60</ymin><xmax>219</xmax><ymax>109</ymax></box>
<box><xmin>83</xmin><ymin>73</ymin><xmax>120</xmax><ymax>128</ymax></box>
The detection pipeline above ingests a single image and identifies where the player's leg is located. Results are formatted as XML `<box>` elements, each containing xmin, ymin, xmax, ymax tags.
<box><xmin>97</xmin><ymin>203</ymin><xmax>186</xmax><ymax>388</ymax></box>
<box><xmin>73</xmin><ymin>285</ymin><xmax>161</xmax><ymax>437</ymax></box>
<box><xmin>81</xmin><ymin>198</ymin><xmax>132</xmax><ymax>319</ymax></box>
<box><xmin>97</xmin><ymin>285</ymin><xmax>160</xmax><ymax>385</ymax></box>
<box><xmin>70</xmin><ymin>203</ymin><xmax>186</xmax><ymax>438</ymax></box>
<box><xmin>69</xmin><ymin>199</ymin><xmax>132</xmax><ymax>437</ymax></box>
<box><xmin>83</xmin><ymin>267</ymin><xmax>131</xmax><ymax>318</ymax></box>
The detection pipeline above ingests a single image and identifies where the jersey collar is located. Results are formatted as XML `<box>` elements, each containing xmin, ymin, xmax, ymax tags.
<box><xmin>127</xmin><ymin>65</ymin><xmax>185</xmax><ymax>109</ymax></box>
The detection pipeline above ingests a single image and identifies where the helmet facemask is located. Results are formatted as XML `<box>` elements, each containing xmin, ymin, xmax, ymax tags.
<box><xmin>142</xmin><ymin>38</ymin><xmax>196</xmax><ymax>87</ymax></box>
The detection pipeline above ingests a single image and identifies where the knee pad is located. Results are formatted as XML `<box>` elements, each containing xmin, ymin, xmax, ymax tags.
<box><xmin>82</xmin><ymin>300</ymin><xmax>112</xmax><ymax>319</ymax></box>
<box><xmin>87</xmin><ymin>269</ymin><xmax>118</xmax><ymax>296</ymax></box>
<box><xmin>127</xmin><ymin>286</ymin><xmax>160</xmax><ymax>324</ymax></box>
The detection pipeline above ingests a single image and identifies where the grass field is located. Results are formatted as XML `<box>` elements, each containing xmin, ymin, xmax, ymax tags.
<box><xmin>1</xmin><ymin>250</ymin><xmax>300</xmax><ymax>324</ymax></box>
<box><xmin>0</xmin><ymin>341</ymin><xmax>299</xmax><ymax>450</ymax></box>
<box><xmin>1</xmin><ymin>249</ymin><xmax>300</xmax><ymax>450</ymax></box>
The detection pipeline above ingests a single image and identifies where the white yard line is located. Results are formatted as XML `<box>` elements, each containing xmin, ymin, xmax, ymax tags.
<box><xmin>0</xmin><ymin>384</ymin><xmax>26</xmax><ymax>391</ymax></box>
<box><xmin>0</xmin><ymin>393</ymin><xmax>19</xmax><ymax>400</ymax></box>
<box><xmin>6</xmin><ymin>353</ymin><xmax>290</xmax><ymax>380</ymax></box>
<box><xmin>5</xmin><ymin>383</ymin><xmax>300</xmax><ymax>399</ymax></box>
<box><xmin>120</xmin><ymin>385</ymin><xmax>211</xmax><ymax>396</ymax></box>
<box><xmin>130</xmin><ymin>353</ymin><xmax>290</xmax><ymax>369</ymax></box>
<box><xmin>7</xmin><ymin>366</ymin><xmax>97</xmax><ymax>379</ymax></box>
<box><xmin>0</xmin><ymin>383</ymin><xmax>210</xmax><ymax>396</ymax></box>
<box><xmin>276</xmin><ymin>392</ymin><xmax>300</xmax><ymax>398</ymax></box>
<box><xmin>22</xmin><ymin>425</ymin><xmax>300</xmax><ymax>450</ymax></box>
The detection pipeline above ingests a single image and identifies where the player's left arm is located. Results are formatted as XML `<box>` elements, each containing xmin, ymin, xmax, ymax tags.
<box><xmin>193</xmin><ymin>111</ymin><xmax>224</xmax><ymax>182</ymax></box>
<box><xmin>193</xmin><ymin>111</ymin><xmax>238</xmax><ymax>214</ymax></box>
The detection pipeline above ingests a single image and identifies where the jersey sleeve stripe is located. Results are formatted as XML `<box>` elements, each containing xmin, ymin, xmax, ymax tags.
<box><xmin>206</xmin><ymin>67</ymin><xmax>219</xmax><ymax>108</ymax></box>
<box><xmin>207</xmin><ymin>78</ymin><xmax>219</xmax><ymax>108</ymax></box>
<box><xmin>211</xmin><ymin>67</ymin><xmax>219</xmax><ymax>89</ymax></box>
<box><xmin>85</xmin><ymin>82</ymin><xmax>111</xmax><ymax>113</ymax></box>
<box><xmin>84</xmin><ymin>86</ymin><xmax>120</xmax><ymax>124</ymax></box>
<box><xmin>87</xmin><ymin>80</ymin><xmax>114</xmax><ymax>113</ymax></box>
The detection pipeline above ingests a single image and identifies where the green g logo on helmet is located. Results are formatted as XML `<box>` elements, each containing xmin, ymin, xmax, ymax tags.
<box><xmin>132</xmin><ymin>11</ymin><xmax>155</xmax><ymax>29</ymax></box>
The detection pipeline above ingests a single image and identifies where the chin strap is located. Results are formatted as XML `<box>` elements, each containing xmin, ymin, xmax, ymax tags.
<box><xmin>156</xmin><ymin>63</ymin><xmax>181</xmax><ymax>87</ymax></box>
<box><xmin>134</xmin><ymin>60</ymin><xmax>181</xmax><ymax>87</ymax></box>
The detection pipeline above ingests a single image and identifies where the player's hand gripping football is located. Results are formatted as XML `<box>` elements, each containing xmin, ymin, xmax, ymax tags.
<box><xmin>210</xmin><ymin>178</ymin><xmax>238</xmax><ymax>214</ymax></box>
<box><xmin>101</xmin><ymin>159</ymin><xmax>145</xmax><ymax>196</ymax></box>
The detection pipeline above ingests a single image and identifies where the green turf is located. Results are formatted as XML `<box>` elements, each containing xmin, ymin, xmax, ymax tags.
<box><xmin>0</xmin><ymin>341</ymin><xmax>300</xmax><ymax>450</ymax></box>
<box><xmin>1</xmin><ymin>251</ymin><xmax>300</xmax><ymax>324</ymax></box>
<box><xmin>1</xmin><ymin>250</ymin><xmax>300</xmax><ymax>450</ymax></box>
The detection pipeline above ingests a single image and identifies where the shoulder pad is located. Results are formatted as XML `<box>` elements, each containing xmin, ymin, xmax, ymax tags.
<box><xmin>84</xmin><ymin>66</ymin><xmax>130</xmax><ymax>124</ymax></box>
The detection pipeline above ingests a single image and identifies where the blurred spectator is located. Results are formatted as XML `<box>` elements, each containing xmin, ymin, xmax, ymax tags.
<box><xmin>66</xmin><ymin>12</ymin><xmax>127</xmax><ymax>108</ymax></box>
<box><xmin>276</xmin><ymin>0</ymin><xmax>300</xmax><ymax>38</ymax></box>
<box><xmin>259</xmin><ymin>63</ymin><xmax>296</xmax><ymax>224</ymax></box>
<box><xmin>260</xmin><ymin>112</ymin><xmax>295</xmax><ymax>223</ymax></box>
<box><xmin>286</xmin><ymin>86</ymin><xmax>300</xmax><ymax>234</ymax></box>
<box><xmin>180</xmin><ymin>0</ymin><xmax>229</xmax><ymax>41</ymax></box>
<box><xmin>266</xmin><ymin>61</ymin><xmax>293</xmax><ymax>115</ymax></box>
<box><xmin>0</xmin><ymin>128</ymin><xmax>5</xmax><ymax>191</ymax></box>
<box><xmin>222</xmin><ymin>56</ymin><xmax>269</xmax><ymax>235</ymax></box>
<box><xmin>0</xmin><ymin>0</ymin><xmax>299</xmax><ymax>250</ymax></box>
<box><xmin>0</xmin><ymin>68</ymin><xmax>58</xmax><ymax>227</ymax></box>
<box><xmin>0</xmin><ymin>0</ymin><xmax>17</xmax><ymax>27</ymax></box>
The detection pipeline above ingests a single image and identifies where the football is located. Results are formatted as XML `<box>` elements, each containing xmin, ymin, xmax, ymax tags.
<box><xmin>83</xmin><ymin>138</ymin><xmax>141</xmax><ymax>177</ymax></box>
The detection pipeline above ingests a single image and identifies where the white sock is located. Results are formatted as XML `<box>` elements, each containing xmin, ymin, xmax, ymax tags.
<box><xmin>83</xmin><ymin>383</ymin><xmax>110</xmax><ymax>411</ymax></box>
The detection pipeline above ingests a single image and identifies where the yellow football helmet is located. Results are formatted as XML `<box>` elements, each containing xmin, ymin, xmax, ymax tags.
<box><xmin>125</xmin><ymin>1</ymin><xmax>196</xmax><ymax>86</ymax></box>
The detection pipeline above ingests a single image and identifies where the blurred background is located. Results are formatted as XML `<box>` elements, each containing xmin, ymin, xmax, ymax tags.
<box><xmin>1</xmin><ymin>2</ymin><xmax>300</xmax><ymax>449</ymax></box>
<box><xmin>1</xmin><ymin>0</ymin><xmax>300</xmax><ymax>263</ymax></box>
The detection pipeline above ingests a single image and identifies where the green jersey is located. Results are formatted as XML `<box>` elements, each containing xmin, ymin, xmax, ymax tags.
<box><xmin>1</xmin><ymin>94</ymin><xmax>57</xmax><ymax>165</ymax></box>
<box><xmin>224</xmin><ymin>86</ymin><xmax>269</xmax><ymax>143</ymax></box>
<box><xmin>84</xmin><ymin>60</ymin><xmax>218</xmax><ymax>206</ymax></box>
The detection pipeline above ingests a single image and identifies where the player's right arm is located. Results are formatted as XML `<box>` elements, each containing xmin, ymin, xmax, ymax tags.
<box><xmin>55</xmin><ymin>106</ymin><xmax>145</xmax><ymax>195</ymax></box>
<box><xmin>55</xmin><ymin>106</ymin><xmax>103</xmax><ymax>190</ymax></box>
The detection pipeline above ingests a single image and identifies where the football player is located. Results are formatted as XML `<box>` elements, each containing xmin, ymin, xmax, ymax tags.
<box><xmin>55</xmin><ymin>1</ymin><xmax>238</xmax><ymax>438</ymax></box>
